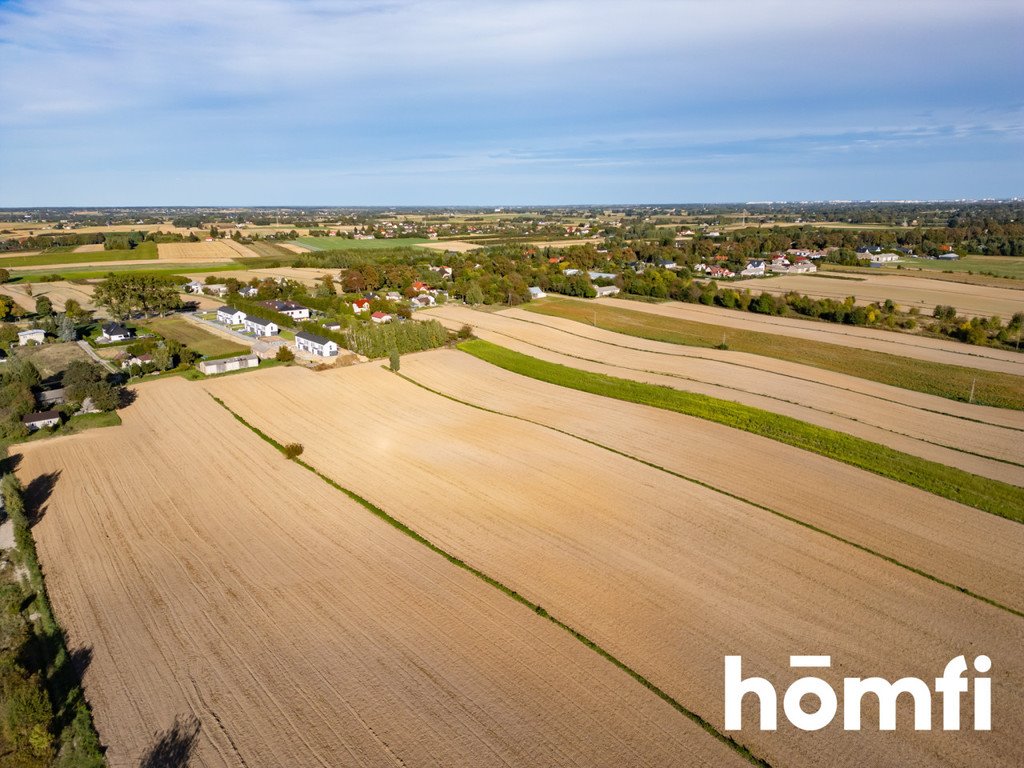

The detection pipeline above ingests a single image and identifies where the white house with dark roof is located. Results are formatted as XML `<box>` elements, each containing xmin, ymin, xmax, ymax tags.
<box><xmin>217</xmin><ymin>306</ymin><xmax>247</xmax><ymax>325</ymax></box>
<box><xmin>243</xmin><ymin>316</ymin><xmax>279</xmax><ymax>337</ymax></box>
<box><xmin>100</xmin><ymin>322</ymin><xmax>132</xmax><ymax>342</ymax></box>
<box><xmin>22</xmin><ymin>410</ymin><xmax>61</xmax><ymax>431</ymax></box>
<box><xmin>295</xmin><ymin>331</ymin><xmax>339</xmax><ymax>357</ymax></box>
<box><xmin>741</xmin><ymin>260</ymin><xmax>766</xmax><ymax>276</ymax></box>
<box><xmin>260</xmin><ymin>299</ymin><xmax>310</xmax><ymax>320</ymax></box>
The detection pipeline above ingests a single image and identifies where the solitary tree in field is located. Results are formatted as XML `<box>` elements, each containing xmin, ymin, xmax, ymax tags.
<box><xmin>389</xmin><ymin>349</ymin><xmax>400</xmax><ymax>372</ymax></box>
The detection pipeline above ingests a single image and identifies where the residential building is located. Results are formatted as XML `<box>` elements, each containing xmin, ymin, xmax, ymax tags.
<box><xmin>352</xmin><ymin>298</ymin><xmax>371</xmax><ymax>314</ymax></box>
<box><xmin>217</xmin><ymin>306</ymin><xmax>247</xmax><ymax>325</ymax></box>
<box><xmin>243</xmin><ymin>316</ymin><xmax>279</xmax><ymax>337</ymax></box>
<box><xmin>741</xmin><ymin>260</ymin><xmax>766</xmax><ymax>276</ymax></box>
<box><xmin>260</xmin><ymin>299</ymin><xmax>310</xmax><ymax>320</ymax></box>
<box><xmin>22</xmin><ymin>411</ymin><xmax>61</xmax><ymax>431</ymax></box>
<box><xmin>17</xmin><ymin>328</ymin><xmax>45</xmax><ymax>346</ymax></box>
<box><xmin>100</xmin><ymin>323</ymin><xmax>132</xmax><ymax>342</ymax></box>
<box><xmin>371</xmin><ymin>312</ymin><xmax>392</xmax><ymax>324</ymax></box>
<box><xmin>295</xmin><ymin>331</ymin><xmax>339</xmax><ymax>357</ymax></box>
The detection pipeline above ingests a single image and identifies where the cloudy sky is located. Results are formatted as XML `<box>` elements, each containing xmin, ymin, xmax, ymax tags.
<box><xmin>0</xmin><ymin>0</ymin><xmax>1021</xmax><ymax>205</ymax></box>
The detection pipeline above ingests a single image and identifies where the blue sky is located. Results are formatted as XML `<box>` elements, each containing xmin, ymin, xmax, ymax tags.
<box><xmin>0</xmin><ymin>0</ymin><xmax>1021</xmax><ymax>205</ymax></box>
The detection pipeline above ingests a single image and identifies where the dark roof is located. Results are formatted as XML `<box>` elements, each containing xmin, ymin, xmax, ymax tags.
<box><xmin>219</xmin><ymin>305</ymin><xmax>241</xmax><ymax>315</ymax></box>
<box><xmin>246</xmin><ymin>316</ymin><xmax>275</xmax><ymax>327</ymax></box>
<box><xmin>296</xmin><ymin>331</ymin><xmax>333</xmax><ymax>346</ymax></box>
<box><xmin>102</xmin><ymin>322</ymin><xmax>129</xmax><ymax>335</ymax></box>
<box><xmin>261</xmin><ymin>299</ymin><xmax>307</xmax><ymax>311</ymax></box>
<box><xmin>22</xmin><ymin>410</ymin><xmax>60</xmax><ymax>424</ymax></box>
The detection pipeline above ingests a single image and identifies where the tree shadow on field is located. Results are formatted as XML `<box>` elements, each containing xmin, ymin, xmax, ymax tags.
<box><xmin>118</xmin><ymin>386</ymin><xmax>138</xmax><ymax>409</ymax></box>
<box><xmin>138</xmin><ymin>714</ymin><xmax>201</xmax><ymax>768</ymax></box>
<box><xmin>23</xmin><ymin>469</ymin><xmax>61</xmax><ymax>527</ymax></box>
<box><xmin>0</xmin><ymin>452</ymin><xmax>22</xmax><ymax>478</ymax></box>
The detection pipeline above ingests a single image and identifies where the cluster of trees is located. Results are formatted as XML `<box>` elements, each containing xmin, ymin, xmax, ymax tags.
<box><xmin>931</xmin><ymin>307</ymin><xmax>1023</xmax><ymax>347</ymax></box>
<box><xmin>0</xmin><ymin>474</ymin><xmax>105</xmax><ymax>767</ymax></box>
<box><xmin>341</xmin><ymin>319</ymin><xmax>449</xmax><ymax>359</ymax></box>
<box><xmin>0</xmin><ymin>359</ymin><xmax>39</xmax><ymax>440</ymax></box>
<box><xmin>121</xmin><ymin>338</ymin><xmax>199</xmax><ymax>377</ymax></box>
<box><xmin>93</xmin><ymin>274</ymin><xmax>183</xmax><ymax>319</ymax></box>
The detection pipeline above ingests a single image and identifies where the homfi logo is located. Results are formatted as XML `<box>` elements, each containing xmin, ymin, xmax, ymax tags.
<box><xmin>724</xmin><ymin>655</ymin><xmax>991</xmax><ymax>731</ymax></box>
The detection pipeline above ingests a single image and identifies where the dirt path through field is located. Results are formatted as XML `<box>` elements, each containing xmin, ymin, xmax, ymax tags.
<box><xmin>206</xmin><ymin>363</ymin><xmax>1024</xmax><ymax>768</ymax></box>
<box><xmin>17</xmin><ymin>379</ymin><xmax>730</xmax><ymax>767</ymax></box>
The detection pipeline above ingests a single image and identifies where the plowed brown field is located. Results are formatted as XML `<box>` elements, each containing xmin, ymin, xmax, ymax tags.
<box><xmin>428</xmin><ymin>306</ymin><xmax>1024</xmax><ymax>485</ymax></box>
<box><xmin>16</xmin><ymin>379</ymin><xmax>732</xmax><ymax>768</ymax></box>
<box><xmin>400</xmin><ymin>350</ymin><xmax>1024</xmax><ymax>609</ymax></box>
<box><xmin>729</xmin><ymin>272</ymin><xmax>1024</xmax><ymax>318</ymax></box>
<box><xmin>206</xmin><ymin>362</ymin><xmax>1024</xmax><ymax>768</ymax></box>
<box><xmin>596</xmin><ymin>297</ymin><xmax>1024</xmax><ymax>376</ymax></box>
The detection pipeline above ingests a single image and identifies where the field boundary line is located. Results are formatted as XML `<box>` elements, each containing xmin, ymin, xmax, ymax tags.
<box><xmin>395</xmin><ymin>369</ymin><xmax>1024</xmax><ymax>621</ymax></box>
<box><xmin>206</xmin><ymin>394</ymin><xmax>773</xmax><ymax>768</ymax></box>
<box><xmin>510</xmin><ymin>307</ymin><xmax>1024</xmax><ymax>427</ymax></box>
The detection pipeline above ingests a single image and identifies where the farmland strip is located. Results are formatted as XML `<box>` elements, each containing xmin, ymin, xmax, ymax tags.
<box><xmin>209</xmin><ymin>394</ymin><xmax>773</xmax><ymax>768</ymax></box>
<box><xmin>458</xmin><ymin>339</ymin><xmax>1024</xmax><ymax>523</ymax></box>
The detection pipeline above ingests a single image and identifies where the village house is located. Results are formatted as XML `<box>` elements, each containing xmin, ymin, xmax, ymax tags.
<box><xmin>203</xmin><ymin>284</ymin><xmax>229</xmax><ymax>297</ymax></box>
<box><xmin>295</xmin><ymin>331</ymin><xmax>339</xmax><ymax>357</ymax></box>
<box><xmin>183</xmin><ymin>280</ymin><xmax>205</xmax><ymax>294</ymax></box>
<box><xmin>243</xmin><ymin>316</ymin><xmax>279</xmax><ymax>337</ymax></box>
<box><xmin>260</xmin><ymin>299</ymin><xmax>310</xmax><ymax>320</ymax></box>
<box><xmin>22</xmin><ymin>410</ymin><xmax>61</xmax><ymax>432</ymax></box>
<box><xmin>411</xmin><ymin>294</ymin><xmax>436</xmax><ymax>309</ymax></box>
<box><xmin>593</xmin><ymin>285</ymin><xmax>621</xmax><ymax>297</ymax></box>
<box><xmin>692</xmin><ymin>263</ymin><xmax>709</xmax><ymax>273</ymax></box>
<box><xmin>322</xmin><ymin>320</ymin><xmax>342</xmax><ymax>331</ymax></box>
<box><xmin>371</xmin><ymin>311</ymin><xmax>392</xmax><ymax>324</ymax></box>
<box><xmin>352</xmin><ymin>298</ymin><xmax>371</xmax><ymax>314</ymax></box>
<box><xmin>198</xmin><ymin>354</ymin><xmax>259</xmax><ymax>375</ymax></box>
<box><xmin>411</xmin><ymin>281</ymin><xmax>429</xmax><ymax>293</ymax></box>
<box><xmin>868</xmin><ymin>252</ymin><xmax>900</xmax><ymax>265</ymax></box>
<box><xmin>17</xmin><ymin>328</ymin><xmax>46</xmax><ymax>346</ymax></box>
<box><xmin>120</xmin><ymin>353</ymin><xmax>154</xmax><ymax>369</ymax></box>
<box><xmin>217</xmin><ymin>306</ymin><xmax>247</xmax><ymax>325</ymax></box>
<box><xmin>238</xmin><ymin>285</ymin><xmax>259</xmax><ymax>298</ymax></box>
<box><xmin>100</xmin><ymin>322</ymin><xmax>133</xmax><ymax>342</ymax></box>
<box><xmin>741</xmin><ymin>260</ymin><xmax>766</xmax><ymax>277</ymax></box>
<box><xmin>385</xmin><ymin>291</ymin><xmax>403</xmax><ymax>302</ymax></box>
<box><xmin>708</xmin><ymin>265</ymin><xmax>736</xmax><ymax>278</ymax></box>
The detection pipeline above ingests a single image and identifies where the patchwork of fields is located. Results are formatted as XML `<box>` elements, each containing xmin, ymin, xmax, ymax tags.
<box><xmin>9</xmin><ymin>286</ymin><xmax>1024</xmax><ymax>767</ymax></box>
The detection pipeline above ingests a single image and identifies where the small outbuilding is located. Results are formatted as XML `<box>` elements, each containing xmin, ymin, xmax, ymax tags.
<box><xmin>198</xmin><ymin>354</ymin><xmax>259</xmax><ymax>375</ymax></box>
<box><xmin>17</xmin><ymin>328</ymin><xmax>46</xmax><ymax>346</ymax></box>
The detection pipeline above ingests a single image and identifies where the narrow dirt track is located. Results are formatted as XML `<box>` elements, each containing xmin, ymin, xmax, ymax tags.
<box><xmin>207</xmin><ymin>363</ymin><xmax>1024</xmax><ymax>768</ymax></box>
<box><xmin>595</xmin><ymin>297</ymin><xmax>1024</xmax><ymax>375</ymax></box>
<box><xmin>400</xmin><ymin>349</ymin><xmax>1024</xmax><ymax>611</ymax></box>
<box><xmin>427</xmin><ymin>306</ymin><xmax>1024</xmax><ymax>485</ymax></box>
<box><xmin>17</xmin><ymin>379</ymin><xmax>733</xmax><ymax>768</ymax></box>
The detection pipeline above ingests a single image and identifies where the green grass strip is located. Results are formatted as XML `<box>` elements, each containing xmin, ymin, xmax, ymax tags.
<box><xmin>459</xmin><ymin>338</ymin><xmax>1024</xmax><ymax>524</ymax></box>
<box><xmin>525</xmin><ymin>298</ymin><xmax>1024</xmax><ymax>410</ymax></box>
<box><xmin>2</xmin><ymin>240</ymin><xmax>158</xmax><ymax>267</ymax></box>
<box><xmin>207</xmin><ymin>393</ymin><xmax>771</xmax><ymax>767</ymax></box>
<box><xmin>396</xmin><ymin>370</ymin><xmax>1023</xmax><ymax>619</ymax></box>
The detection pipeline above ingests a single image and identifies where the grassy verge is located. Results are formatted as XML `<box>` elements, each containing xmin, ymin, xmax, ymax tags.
<box><xmin>207</xmin><ymin>394</ymin><xmax>771</xmax><ymax>767</ymax></box>
<box><xmin>459</xmin><ymin>339</ymin><xmax>1024</xmax><ymax>524</ymax></box>
<box><xmin>525</xmin><ymin>298</ymin><xmax>1024</xmax><ymax>410</ymax></box>
<box><xmin>0</xmin><ymin>241</ymin><xmax>157</xmax><ymax>268</ymax></box>
<box><xmin>0</xmin><ymin>474</ymin><xmax>105</xmax><ymax>766</ymax></box>
<box><xmin>6</xmin><ymin>412</ymin><xmax>122</xmax><ymax>449</ymax></box>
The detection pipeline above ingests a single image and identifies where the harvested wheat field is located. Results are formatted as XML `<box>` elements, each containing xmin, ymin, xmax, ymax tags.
<box><xmin>428</xmin><ymin>306</ymin><xmax>1024</xmax><ymax>484</ymax></box>
<box><xmin>417</xmin><ymin>240</ymin><xmax>484</xmax><ymax>252</ymax></box>
<box><xmin>205</xmin><ymin>362</ymin><xmax>1024</xmax><ymax>768</ymax></box>
<box><xmin>184</xmin><ymin>267</ymin><xmax>335</xmax><ymax>289</ymax></box>
<box><xmin>157</xmin><ymin>241</ymin><xmax>256</xmax><ymax>262</ymax></box>
<box><xmin>277</xmin><ymin>241</ymin><xmax>312</xmax><ymax>253</ymax></box>
<box><xmin>1</xmin><ymin>280</ymin><xmax>98</xmax><ymax>313</ymax></box>
<box><xmin>596</xmin><ymin>297</ymin><xmax>1024</xmax><ymax>376</ymax></box>
<box><xmin>15</xmin><ymin>378</ymin><xmax>731</xmax><ymax>768</ymax></box>
<box><xmin>400</xmin><ymin>349</ymin><xmax>1024</xmax><ymax>610</ymax></box>
<box><xmin>72</xmin><ymin>243</ymin><xmax>105</xmax><ymax>253</ymax></box>
<box><xmin>729</xmin><ymin>272</ymin><xmax>1024</xmax><ymax>319</ymax></box>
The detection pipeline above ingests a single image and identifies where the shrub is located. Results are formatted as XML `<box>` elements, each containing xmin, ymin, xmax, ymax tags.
<box><xmin>283</xmin><ymin>443</ymin><xmax>304</xmax><ymax>459</ymax></box>
<box><xmin>276</xmin><ymin>346</ymin><xmax>295</xmax><ymax>362</ymax></box>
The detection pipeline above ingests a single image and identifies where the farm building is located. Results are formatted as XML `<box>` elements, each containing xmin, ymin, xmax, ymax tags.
<box><xmin>528</xmin><ymin>287</ymin><xmax>547</xmax><ymax>299</ymax></box>
<box><xmin>100</xmin><ymin>323</ymin><xmax>133</xmax><ymax>342</ymax></box>
<box><xmin>371</xmin><ymin>312</ymin><xmax>392</xmax><ymax>324</ymax></box>
<box><xmin>217</xmin><ymin>306</ymin><xmax>247</xmax><ymax>325</ymax></box>
<box><xmin>323</xmin><ymin>321</ymin><xmax>342</xmax><ymax>331</ymax></box>
<box><xmin>17</xmin><ymin>328</ymin><xmax>46</xmax><ymax>346</ymax></box>
<box><xmin>593</xmin><ymin>285</ymin><xmax>621</xmax><ymax>297</ymax></box>
<box><xmin>260</xmin><ymin>300</ymin><xmax>310</xmax><ymax>320</ymax></box>
<box><xmin>22</xmin><ymin>410</ymin><xmax>61</xmax><ymax>431</ymax></box>
<box><xmin>243</xmin><ymin>316</ymin><xmax>279</xmax><ymax>337</ymax></box>
<box><xmin>198</xmin><ymin>354</ymin><xmax>259</xmax><ymax>375</ymax></box>
<box><xmin>295</xmin><ymin>331</ymin><xmax>339</xmax><ymax>357</ymax></box>
<box><xmin>868</xmin><ymin>253</ymin><xmax>900</xmax><ymax>264</ymax></box>
<box><xmin>352</xmin><ymin>298</ymin><xmax>371</xmax><ymax>314</ymax></box>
